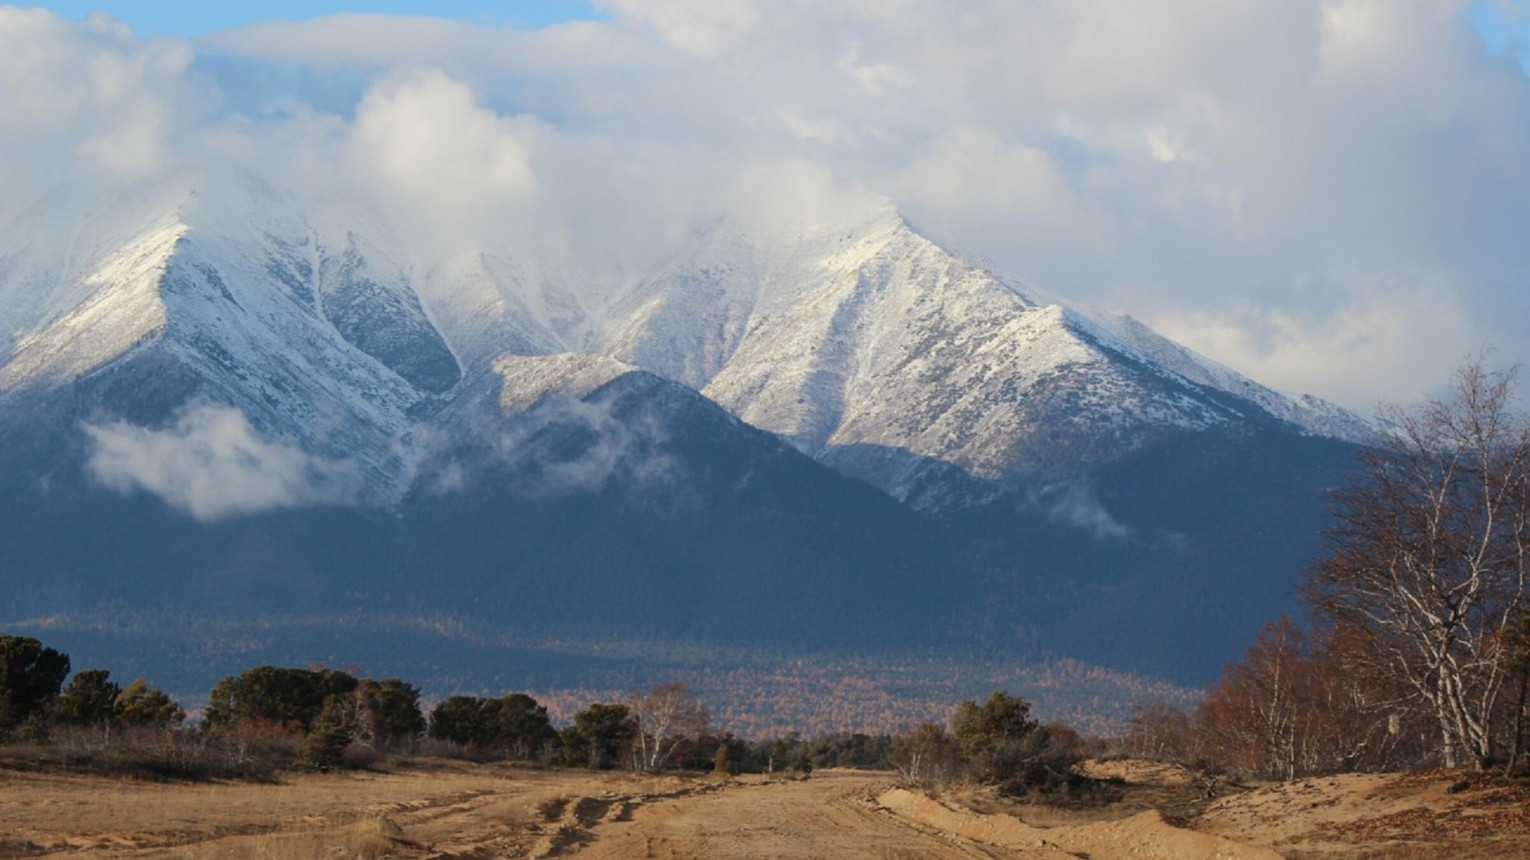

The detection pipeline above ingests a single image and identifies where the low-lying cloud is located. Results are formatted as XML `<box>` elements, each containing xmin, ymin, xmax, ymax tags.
<box><xmin>84</xmin><ymin>403</ymin><xmax>362</xmax><ymax>521</ymax></box>
<box><xmin>410</xmin><ymin>383</ymin><xmax>686</xmax><ymax>502</ymax></box>
<box><xmin>1037</xmin><ymin>482</ymin><xmax>1130</xmax><ymax>542</ymax></box>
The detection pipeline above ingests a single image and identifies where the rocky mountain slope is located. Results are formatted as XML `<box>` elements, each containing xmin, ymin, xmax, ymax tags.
<box><xmin>602</xmin><ymin>207</ymin><xmax>1368</xmax><ymax>507</ymax></box>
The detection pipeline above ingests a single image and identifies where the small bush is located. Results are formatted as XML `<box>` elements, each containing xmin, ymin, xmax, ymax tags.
<box><xmin>0</xmin><ymin>725</ymin><xmax>290</xmax><ymax>782</ymax></box>
<box><xmin>341</xmin><ymin>741</ymin><xmax>388</xmax><ymax>771</ymax></box>
<box><xmin>713</xmin><ymin>743</ymin><xmax>737</xmax><ymax>778</ymax></box>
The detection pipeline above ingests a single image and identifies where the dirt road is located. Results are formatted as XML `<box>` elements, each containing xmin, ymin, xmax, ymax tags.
<box><xmin>522</xmin><ymin>770</ymin><xmax>1271</xmax><ymax>860</ymax></box>
<box><xmin>564</xmin><ymin>772</ymin><xmax>1018</xmax><ymax>860</ymax></box>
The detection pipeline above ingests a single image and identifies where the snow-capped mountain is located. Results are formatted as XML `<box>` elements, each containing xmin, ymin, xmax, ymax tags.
<box><xmin>0</xmin><ymin>171</ymin><xmax>1371</xmax><ymax>685</ymax></box>
<box><xmin>0</xmin><ymin>173</ymin><xmax>1367</xmax><ymax>506</ymax></box>
<box><xmin>602</xmin><ymin>206</ymin><xmax>1370</xmax><ymax>506</ymax></box>
<box><xmin>0</xmin><ymin>173</ymin><xmax>454</xmax><ymax>495</ymax></box>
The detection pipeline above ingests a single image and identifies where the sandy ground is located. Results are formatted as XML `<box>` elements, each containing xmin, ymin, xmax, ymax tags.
<box><xmin>1197</xmin><ymin>769</ymin><xmax>1530</xmax><ymax>859</ymax></box>
<box><xmin>4</xmin><ymin>759</ymin><xmax>1530</xmax><ymax>859</ymax></box>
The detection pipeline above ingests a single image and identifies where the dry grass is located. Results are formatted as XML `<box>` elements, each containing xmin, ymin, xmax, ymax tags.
<box><xmin>0</xmin><ymin>756</ymin><xmax>731</xmax><ymax>859</ymax></box>
<box><xmin>181</xmin><ymin>816</ymin><xmax>398</xmax><ymax>860</ymax></box>
<box><xmin>0</xmin><ymin>727</ymin><xmax>293</xmax><ymax>783</ymax></box>
<box><xmin>1</xmin><ymin>759</ymin><xmax>526</xmax><ymax>858</ymax></box>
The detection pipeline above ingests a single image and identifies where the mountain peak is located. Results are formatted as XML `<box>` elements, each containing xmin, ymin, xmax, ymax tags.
<box><xmin>595</xmin><ymin>203</ymin><xmax>1368</xmax><ymax>506</ymax></box>
<box><xmin>0</xmin><ymin>213</ymin><xmax>184</xmax><ymax>391</ymax></box>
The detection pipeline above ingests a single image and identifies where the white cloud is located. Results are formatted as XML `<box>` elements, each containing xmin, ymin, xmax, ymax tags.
<box><xmin>0</xmin><ymin>8</ymin><xmax>211</xmax><ymax>211</ymax></box>
<box><xmin>84</xmin><ymin>403</ymin><xmax>362</xmax><ymax>521</ymax></box>
<box><xmin>600</xmin><ymin>0</ymin><xmax>761</xmax><ymax>59</ymax></box>
<box><xmin>1038</xmin><ymin>483</ymin><xmax>1130</xmax><ymax>541</ymax></box>
<box><xmin>521</xmin><ymin>396</ymin><xmax>682</xmax><ymax>497</ymax></box>
<box><xmin>1150</xmin><ymin>272</ymin><xmax>1477</xmax><ymax>408</ymax></box>
<box><xmin>886</xmin><ymin>124</ymin><xmax>1104</xmax><ymax>258</ymax></box>
<box><xmin>725</xmin><ymin>158</ymin><xmax>882</xmax><ymax>235</ymax></box>
<box><xmin>346</xmin><ymin>68</ymin><xmax>539</xmax><ymax>255</ymax></box>
<box><xmin>416</xmin><ymin>389</ymin><xmax>685</xmax><ymax>500</ymax></box>
<box><xmin>892</xmin><ymin>126</ymin><xmax>1073</xmax><ymax>216</ymax></box>
<box><xmin>4</xmin><ymin>1</ymin><xmax>1530</xmax><ymax>408</ymax></box>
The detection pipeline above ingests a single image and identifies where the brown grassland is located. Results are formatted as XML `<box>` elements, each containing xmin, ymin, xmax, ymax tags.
<box><xmin>5</xmin><ymin>756</ymin><xmax>1530</xmax><ymax>859</ymax></box>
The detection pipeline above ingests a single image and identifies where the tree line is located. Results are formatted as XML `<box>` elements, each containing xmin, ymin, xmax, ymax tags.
<box><xmin>1</xmin><ymin>638</ymin><xmax>183</xmax><ymax>737</ymax></box>
<box><xmin>0</xmin><ymin>644</ymin><xmax>703</xmax><ymax>774</ymax></box>
<box><xmin>1131</xmin><ymin>358</ymin><xmax>1530</xmax><ymax>779</ymax></box>
<box><xmin>3</xmin><ymin>634</ymin><xmax>1083</xmax><ymax>791</ymax></box>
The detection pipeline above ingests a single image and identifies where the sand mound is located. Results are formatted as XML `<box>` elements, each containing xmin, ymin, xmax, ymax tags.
<box><xmin>878</xmin><ymin>786</ymin><xmax>1283</xmax><ymax>860</ymax></box>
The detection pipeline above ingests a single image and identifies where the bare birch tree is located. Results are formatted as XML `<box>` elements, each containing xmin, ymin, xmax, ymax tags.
<box><xmin>1307</xmin><ymin>359</ymin><xmax>1530</xmax><ymax>768</ymax></box>
<box><xmin>892</xmin><ymin>722</ymin><xmax>962</xmax><ymax>788</ymax></box>
<box><xmin>1197</xmin><ymin>618</ymin><xmax>1314</xmax><ymax>780</ymax></box>
<box><xmin>1195</xmin><ymin>618</ymin><xmax>1420</xmax><ymax>777</ymax></box>
<box><xmin>629</xmin><ymin>683</ymin><xmax>710</xmax><ymax>772</ymax></box>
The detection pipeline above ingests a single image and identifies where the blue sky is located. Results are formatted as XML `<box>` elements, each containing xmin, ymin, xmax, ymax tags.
<box><xmin>1475</xmin><ymin>0</ymin><xmax>1530</xmax><ymax>72</ymax></box>
<box><xmin>18</xmin><ymin>0</ymin><xmax>1530</xmax><ymax>64</ymax></box>
<box><xmin>22</xmin><ymin>1</ymin><xmax>605</xmax><ymax>36</ymax></box>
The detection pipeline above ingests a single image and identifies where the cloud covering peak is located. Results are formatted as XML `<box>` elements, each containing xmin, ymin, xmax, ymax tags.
<box><xmin>4</xmin><ymin>1</ymin><xmax>1529</xmax><ymax>408</ymax></box>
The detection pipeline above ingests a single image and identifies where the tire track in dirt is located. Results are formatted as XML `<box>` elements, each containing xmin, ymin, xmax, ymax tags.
<box><xmin>13</xmin><ymin>787</ymin><xmax>511</xmax><ymax>858</ymax></box>
<box><xmin>402</xmin><ymin>776</ymin><xmax>727</xmax><ymax>859</ymax></box>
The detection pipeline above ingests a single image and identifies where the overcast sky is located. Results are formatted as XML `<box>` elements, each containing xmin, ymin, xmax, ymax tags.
<box><xmin>4</xmin><ymin>1</ymin><xmax>1530</xmax><ymax>411</ymax></box>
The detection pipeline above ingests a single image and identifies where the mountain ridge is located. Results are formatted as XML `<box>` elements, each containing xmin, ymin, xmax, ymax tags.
<box><xmin>0</xmin><ymin>171</ymin><xmax>1369</xmax><ymax>689</ymax></box>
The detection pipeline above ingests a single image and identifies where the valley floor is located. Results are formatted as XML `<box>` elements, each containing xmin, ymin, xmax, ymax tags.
<box><xmin>3</xmin><ymin>758</ymin><xmax>1529</xmax><ymax>859</ymax></box>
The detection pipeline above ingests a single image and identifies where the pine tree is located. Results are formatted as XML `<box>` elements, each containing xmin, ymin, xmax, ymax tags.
<box><xmin>56</xmin><ymin>669</ymin><xmax>120</xmax><ymax>728</ymax></box>
<box><xmin>0</xmin><ymin>635</ymin><xmax>70</xmax><ymax>736</ymax></box>
<box><xmin>301</xmin><ymin>694</ymin><xmax>353</xmax><ymax>771</ymax></box>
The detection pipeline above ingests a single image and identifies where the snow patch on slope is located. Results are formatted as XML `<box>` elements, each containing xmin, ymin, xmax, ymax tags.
<box><xmin>1078</xmin><ymin>311</ymin><xmax>1375</xmax><ymax>442</ymax></box>
<box><xmin>495</xmin><ymin>352</ymin><xmax>638</xmax><ymax>415</ymax></box>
